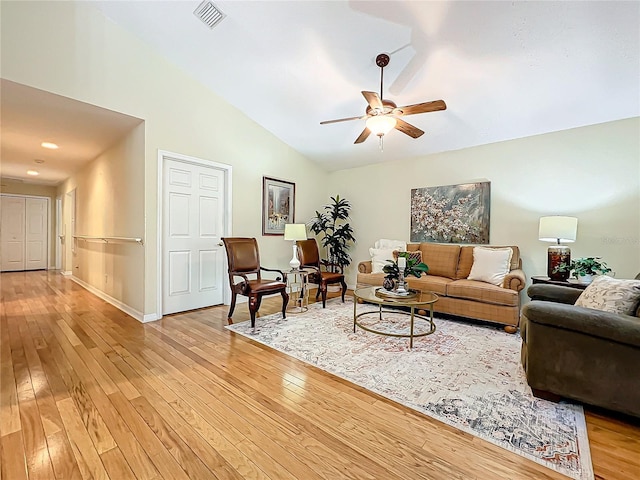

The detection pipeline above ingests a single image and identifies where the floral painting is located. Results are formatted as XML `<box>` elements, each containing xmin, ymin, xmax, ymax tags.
<box><xmin>410</xmin><ymin>182</ymin><xmax>490</xmax><ymax>243</ymax></box>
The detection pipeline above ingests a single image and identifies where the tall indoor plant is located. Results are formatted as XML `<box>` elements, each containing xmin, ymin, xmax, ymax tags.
<box><xmin>309</xmin><ymin>195</ymin><xmax>355</xmax><ymax>272</ymax></box>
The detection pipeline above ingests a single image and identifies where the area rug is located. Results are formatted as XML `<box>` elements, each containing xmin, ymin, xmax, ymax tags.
<box><xmin>226</xmin><ymin>298</ymin><xmax>594</xmax><ymax>480</ymax></box>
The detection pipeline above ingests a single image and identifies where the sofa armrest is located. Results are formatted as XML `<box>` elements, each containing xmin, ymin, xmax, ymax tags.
<box><xmin>522</xmin><ymin>301</ymin><xmax>640</xmax><ymax>348</ymax></box>
<box><xmin>358</xmin><ymin>261</ymin><xmax>372</xmax><ymax>274</ymax></box>
<box><xmin>527</xmin><ymin>284</ymin><xmax>582</xmax><ymax>304</ymax></box>
<box><xmin>504</xmin><ymin>269</ymin><xmax>526</xmax><ymax>292</ymax></box>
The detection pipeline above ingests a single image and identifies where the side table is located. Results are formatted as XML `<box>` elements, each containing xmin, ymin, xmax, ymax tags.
<box><xmin>530</xmin><ymin>276</ymin><xmax>588</xmax><ymax>290</ymax></box>
<box><xmin>286</xmin><ymin>269</ymin><xmax>310</xmax><ymax>313</ymax></box>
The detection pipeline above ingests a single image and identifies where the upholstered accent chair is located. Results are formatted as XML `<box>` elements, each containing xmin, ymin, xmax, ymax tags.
<box><xmin>297</xmin><ymin>238</ymin><xmax>347</xmax><ymax>308</ymax></box>
<box><xmin>222</xmin><ymin>237</ymin><xmax>289</xmax><ymax>328</ymax></box>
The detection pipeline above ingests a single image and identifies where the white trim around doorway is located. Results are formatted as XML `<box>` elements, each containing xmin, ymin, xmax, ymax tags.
<box><xmin>156</xmin><ymin>150</ymin><xmax>233</xmax><ymax>321</ymax></box>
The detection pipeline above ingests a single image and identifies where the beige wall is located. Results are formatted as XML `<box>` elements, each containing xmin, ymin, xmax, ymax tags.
<box><xmin>57</xmin><ymin>123</ymin><xmax>145</xmax><ymax>313</ymax></box>
<box><xmin>0</xmin><ymin>179</ymin><xmax>58</xmax><ymax>268</ymax></box>
<box><xmin>2</xmin><ymin>1</ymin><xmax>329</xmax><ymax>317</ymax></box>
<box><xmin>330</xmin><ymin>117</ymin><xmax>640</xmax><ymax>290</ymax></box>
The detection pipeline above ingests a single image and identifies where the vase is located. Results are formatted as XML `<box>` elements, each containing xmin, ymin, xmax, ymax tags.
<box><xmin>382</xmin><ymin>277</ymin><xmax>395</xmax><ymax>291</ymax></box>
<box><xmin>577</xmin><ymin>274</ymin><xmax>593</xmax><ymax>284</ymax></box>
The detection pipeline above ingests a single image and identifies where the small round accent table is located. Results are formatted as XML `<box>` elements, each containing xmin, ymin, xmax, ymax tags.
<box><xmin>353</xmin><ymin>286</ymin><xmax>439</xmax><ymax>348</ymax></box>
<box><xmin>286</xmin><ymin>269</ymin><xmax>311</xmax><ymax>313</ymax></box>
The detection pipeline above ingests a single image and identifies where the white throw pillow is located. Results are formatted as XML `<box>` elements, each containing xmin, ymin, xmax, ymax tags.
<box><xmin>374</xmin><ymin>239</ymin><xmax>407</xmax><ymax>251</ymax></box>
<box><xmin>575</xmin><ymin>275</ymin><xmax>640</xmax><ymax>315</ymax></box>
<box><xmin>369</xmin><ymin>247</ymin><xmax>396</xmax><ymax>274</ymax></box>
<box><xmin>467</xmin><ymin>247</ymin><xmax>513</xmax><ymax>286</ymax></box>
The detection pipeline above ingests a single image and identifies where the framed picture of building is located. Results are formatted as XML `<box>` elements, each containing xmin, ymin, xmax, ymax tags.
<box><xmin>410</xmin><ymin>181</ymin><xmax>490</xmax><ymax>244</ymax></box>
<box><xmin>262</xmin><ymin>176</ymin><xmax>295</xmax><ymax>235</ymax></box>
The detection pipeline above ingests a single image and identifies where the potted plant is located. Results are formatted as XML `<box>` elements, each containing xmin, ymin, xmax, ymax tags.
<box><xmin>309</xmin><ymin>195</ymin><xmax>355</xmax><ymax>272</ymax></box>
<box><xmin>554</xmin><ymin>256</ymin><xmax>612</xmax><ymax>284</ymax></box>
<box><xmin>382</xmin><ymin>252</ymin><xmax>429</xmax><ymax>290</ymax></box>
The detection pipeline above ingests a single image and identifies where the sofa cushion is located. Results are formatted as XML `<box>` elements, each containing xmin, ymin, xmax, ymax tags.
<box><xmin>419</xmin><ymin>244</ymin><xmax>461</xmax><ymax>279</ymax></box>
<box><xmin>467</xmin><ymin>247</ymin><xmax>513</xmax><ymax>286</ymax></box>
<box><xmin>575</xmin><ymin>275</ymin><xmax>640</xmax><ymax>315</ymax></box>
<box><xmin>447</xmin><ymin>279</ymin><xmax>520</xmax><ymax>307</ymax></box>
<box><xmin>369</xmin><ymin>248</ymin><xmax>395</xmax><ymax>274</ymax></box>
<box><xmin>407</xmin><ymin>275</ymin><xmax>452</xmax><ymax>296</ymax></box>
<box><xmin>457</xmin><ymin>245</ymin><xmax>521</xmax><ymax>279</ymax></box>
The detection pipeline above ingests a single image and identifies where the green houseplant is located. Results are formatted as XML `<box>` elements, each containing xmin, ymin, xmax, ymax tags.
<box><xmin>382</xmin><ymin>253</ymin><xmax>429</xmax><ymax>280</ymax></box>
<box><xmin>382</xmin><ymin>252</ymin><xmax>429</xmax><ymax>290</ymax></box>
<box><xmin>554</xmin><ymin>256</ymin><xmax>612</xmax><ymax>282</ymax></box>
<box><xmin>309</xmin><ymin>195</ymin><xmax>355</xmax><ymax>272</ymax></box>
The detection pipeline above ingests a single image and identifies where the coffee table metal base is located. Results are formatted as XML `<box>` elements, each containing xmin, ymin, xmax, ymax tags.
<box><xmin>353</xmin><ymin>303</ymin><xmax>436</xmax><ymax>348</ymax></box>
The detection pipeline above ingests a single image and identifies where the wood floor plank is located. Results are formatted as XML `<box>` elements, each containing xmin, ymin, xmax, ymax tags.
<box><xmin>56</xmin><ymin>396</ymin><xmax>109</xmax><ymax>480</ymax></box>
<box><xmin>0</xmin><ymin>430</ymin><xmax>28</xmax><ymax>480</ymax></box>
<box><xmin>0</xmin><ymin>313</ymin><xmax>21</xmax><ymax>436</ymax></box>
<box><xmin>100</xmin><ymin>447</ymin><xmax>137</xmax><ymax>480</ymax></box>
<box><xmin>2</xmin><ymin>271</ymin><xmax>640</xmax><ymax>480</ymax></box>
<box><xmin>44</xmin><ymin>429</ymin><xmax>84</xmax><ymax>480</ymax></box>
<box><xmin>107</xmin><ymin>391</ymin><xmax>192</xmax><ymax>480</ymax></box>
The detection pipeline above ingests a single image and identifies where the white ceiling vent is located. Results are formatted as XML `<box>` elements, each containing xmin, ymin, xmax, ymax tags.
<box><xmin>194</xmin><ymin>1</ymin><xmax>225</xmax><ymax>29</ymax></box>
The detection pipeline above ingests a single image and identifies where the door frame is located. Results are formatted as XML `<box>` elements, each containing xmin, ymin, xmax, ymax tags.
<box><xmin>55</xmin><ymin>196</ymin><xmax>62</xmax><ymax>270</ymax></box>
<box><xmin>157</xmin><ymin>150</ymin><xmax>233</xmax><ymax>318</ymax></box>
<box><xmin>0</xmin><ymin>193</ymin><xmax>50</xmax><ymax>272</ymax></box>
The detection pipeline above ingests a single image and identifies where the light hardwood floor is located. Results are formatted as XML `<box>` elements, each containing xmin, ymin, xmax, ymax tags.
<box><xmin>1</xmin><ymin>270</ymin><xmax>638</xmax><ymax>479</ymax></box>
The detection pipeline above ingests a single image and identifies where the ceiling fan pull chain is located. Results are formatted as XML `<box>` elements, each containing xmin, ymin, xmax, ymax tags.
<box><xmin>379</xmin><ymin>136</ymin><xmax>384</xmax><ymax>151</ymax></box>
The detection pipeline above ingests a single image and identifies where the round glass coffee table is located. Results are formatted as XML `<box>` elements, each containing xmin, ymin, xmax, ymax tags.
<box><xmin>353</xmin><ymin>286</ymin><xmax>439</xmax><ymax>348</ymax></box>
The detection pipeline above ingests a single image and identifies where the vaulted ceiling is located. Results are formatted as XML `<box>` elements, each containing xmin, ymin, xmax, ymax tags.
<box><xmin>2</xmin><ymin>1</ymin><xmax>639</xmax><ymax>185</ymax></box>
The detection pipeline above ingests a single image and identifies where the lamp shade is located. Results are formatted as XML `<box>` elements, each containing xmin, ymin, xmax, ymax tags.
<box><xmin>366</xmin><ymin>115</ymin><xmax>397</xmax><ymax>136</ymax></box>
<box><xmin>538</xmin><ymin>216</ymin><xmax>578</xmax><ymax>243</ymax></box>
<box><xmin>284</xmin><ymin>223</ymin><xmax>307</xmax><ymax>241</ymax></box>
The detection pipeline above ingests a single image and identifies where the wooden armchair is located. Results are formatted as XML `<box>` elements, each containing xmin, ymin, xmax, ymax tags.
<box><xmin>222</xmin><ymin>237</ymin><xmax>289</xmax><ymax>328</ymax></box>
<box><xmin>297</xmin><ymin>238</ymin><xmax>347</xmax><ymax>308</ymax></box>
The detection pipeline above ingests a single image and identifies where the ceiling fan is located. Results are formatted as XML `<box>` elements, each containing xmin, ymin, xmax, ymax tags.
<box><xmin>320</xmin><ymin>53</ymin><xmax>446</xmax><ymax>147</ymax></box>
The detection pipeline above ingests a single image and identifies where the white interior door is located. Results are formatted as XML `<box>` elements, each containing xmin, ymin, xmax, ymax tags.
<box><xmin>25</xmin><ymin>197</ymin><xmax>48</xmax><ymax>270</ymax></box>
<box><xmin>1</xmin><ymin>196</ymin><xmax>26</xmax><ymax>271</ymax></box>
<box><xmin>163</xmin><ymin>158</ymin><xmax>225</xmax><ymax>314</ymax></box>
<box><xmin>0</xmin><ymin>195</ymin><xmax>48</xmax><ymax>272</ymax></box>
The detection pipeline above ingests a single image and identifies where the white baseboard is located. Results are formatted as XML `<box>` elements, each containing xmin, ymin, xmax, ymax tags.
<box><xmin>69</xmin><ymin>275</ymin><xmax>147</xmax><ymax>323</ymax></box>
<box><xmin>61</xmin><ymin>270</ymin><xmax>72</xmax><ymax>276</ymax></box>
<box><xmin>143</xmin><ymin>313</ymin><xmax>161</xmax><ymax>323</ymax></box>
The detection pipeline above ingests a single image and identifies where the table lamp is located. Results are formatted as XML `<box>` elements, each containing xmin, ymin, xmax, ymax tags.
<box><xmin>538</xmin><ymin>216</ymin><xmax>578</xmax><ymax>280</ymax></box>
<box><xmin>284</xmin><ymin>223</ymin><xmax>307</xmax><ymax>270</ymax></box>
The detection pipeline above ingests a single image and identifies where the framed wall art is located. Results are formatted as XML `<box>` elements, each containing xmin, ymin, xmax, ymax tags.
<box><xmin>410</xmin><ymin>181</ymin><xmax>490</xmax><ymax>244</ymax></box>
<box><xmin>262</xmin><ymin>176</ymin><xmax>295</xmax><ymax>235</ymax></box>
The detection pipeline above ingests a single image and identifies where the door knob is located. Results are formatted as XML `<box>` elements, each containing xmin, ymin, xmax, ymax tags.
<box><xmin>218</xmin><ymin>242</ymin><xmax>223</xmax><ymax>246</ymax></box>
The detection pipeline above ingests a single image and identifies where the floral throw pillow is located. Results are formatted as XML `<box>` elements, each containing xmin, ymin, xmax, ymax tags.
<box><xmin>575</xmin><ymin>275</ymin><xmax>640</xmax><ymax>315</ymax></box>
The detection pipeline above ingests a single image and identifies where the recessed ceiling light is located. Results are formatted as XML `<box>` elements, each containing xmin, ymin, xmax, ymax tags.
<box><xmin>27</xmin><ymin>170</ymin><xmax>39</xmax><ymax>176</ymax></box>
<box><xmin>41</xmin><ymin>142</ymin><xmax>59</xmax><ymax>149</ymax></box>
<box><xmin>34</xmin><ymin>159</ymin><xmax>45</xmax><ymax>164</ymax></box>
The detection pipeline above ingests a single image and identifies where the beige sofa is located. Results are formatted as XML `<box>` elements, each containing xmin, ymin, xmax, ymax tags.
<box><xmin>357</xmin><ymin>243</ymin><xmax>526</xmax><ymax>332</ymax></box>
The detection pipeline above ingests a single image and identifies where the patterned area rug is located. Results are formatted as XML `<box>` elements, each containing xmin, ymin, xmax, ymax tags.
<box><xmin>226</xmin><ymin>298</ymin><xmax>593</xmax><ymax>480</ymax></box>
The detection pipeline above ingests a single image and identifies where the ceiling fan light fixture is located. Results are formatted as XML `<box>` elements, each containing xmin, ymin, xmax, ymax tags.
<box><xmin>366</xmin><ymin>115</ymin><xmax>397</xmax><ymax>137</ymax></box>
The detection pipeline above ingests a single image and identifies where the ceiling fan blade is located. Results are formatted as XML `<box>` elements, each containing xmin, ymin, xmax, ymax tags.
<box><xmin>395</xmin><ymin>100</ymin><xmax>446</xmax><ymax>116</ymax></box>
<box><xmin>320</xmin><ymin>115</ymin><xmax>366</xmax><ymax>125</ymax></box>
<box><xmin>362</xmin><ymin>91</ymin><xmax>383</xmax><ymax>110</ymax></box>
<box><xmin>395</xmin><ymin>118</ymin><xmax>424</xmax><ymax>138</ymax></box>
<box><xmin>354</xmin><ymin>127</ymin><xmax>371</xmax><ymax>144</ymax></box>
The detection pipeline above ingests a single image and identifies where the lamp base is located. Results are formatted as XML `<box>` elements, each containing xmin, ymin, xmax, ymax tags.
<box><xmin>548</xmin><ymin>246</ymin><xmax>571</xmax><ymax>280</ymax></box>
<box><xmin>289</xmin><ymin>242</ymin><xmax>300</xmax><ymax>270</ymax></box>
